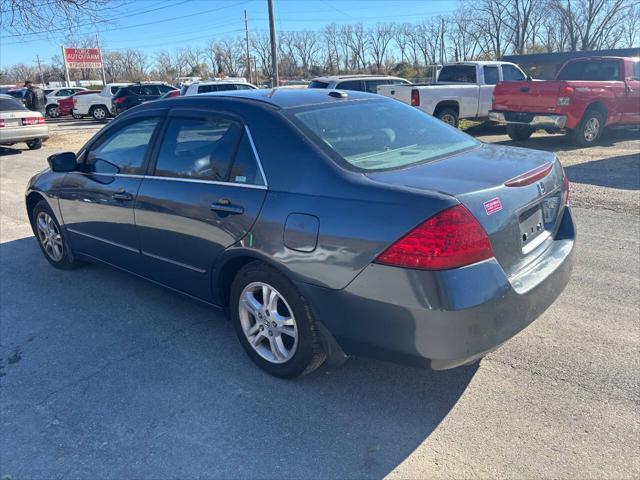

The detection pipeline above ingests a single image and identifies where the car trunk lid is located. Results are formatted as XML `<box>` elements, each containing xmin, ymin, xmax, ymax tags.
<box><xmin>366</xmin><ymin>143</ymin><xmax>567</xmax><ymax>276</ymax></box>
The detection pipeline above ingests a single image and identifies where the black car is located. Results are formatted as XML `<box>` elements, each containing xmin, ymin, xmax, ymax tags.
<box><xmin>112</xmin><ymin>83</ymin><xmax>177</xmax><ymax>115</ymax></box>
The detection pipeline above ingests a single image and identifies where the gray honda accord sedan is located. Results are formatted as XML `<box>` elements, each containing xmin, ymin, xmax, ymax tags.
<box><xmin>26</xmin><ymin>89</ymin><xmax>575</xmax><ymax>378</ymax></box>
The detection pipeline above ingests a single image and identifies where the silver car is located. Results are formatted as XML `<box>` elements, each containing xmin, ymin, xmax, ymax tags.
<box><xmin>0</xmin><ymin>94</ymin><xmax>48</xmax><ymax>150</ymax></box>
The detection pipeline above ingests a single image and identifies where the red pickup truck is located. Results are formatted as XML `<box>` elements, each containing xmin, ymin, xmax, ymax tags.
<box><xmin>490</xmin><ymin>57</ymin><xmax>640</xmax><ymax>146</ymax></box>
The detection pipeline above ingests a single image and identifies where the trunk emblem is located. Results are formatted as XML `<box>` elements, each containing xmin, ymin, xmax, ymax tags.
<box><xmin>484</xmin><ymin>197</ymin><xmax>503</xmax><ymax>215</ymax></box>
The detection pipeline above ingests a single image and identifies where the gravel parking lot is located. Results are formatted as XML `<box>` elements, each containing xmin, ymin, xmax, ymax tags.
<box><xmin>1</xmin><ymin>122</ymin><xmax>638</xmax><ymax>478</ymax></box>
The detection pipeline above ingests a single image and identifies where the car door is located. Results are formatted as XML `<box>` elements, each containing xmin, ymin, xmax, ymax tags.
<box><xmin>134</xmin><ymin>109</ymin><xmax>268</xmax><ymax>301</ymax></box>
<box><xmin>623</xmin><ymin>59</ymin><xmax>640</xmax><ymax>124</ymax></box>
<box><xmin>58</xmin><ymin>114</ymin><xmax>163</xmax><ymax>271</ymax></box>
<box><xmin>479</xmin><ymin>65</ymin><xmax>499</xmax><ymax>117</ymax></box>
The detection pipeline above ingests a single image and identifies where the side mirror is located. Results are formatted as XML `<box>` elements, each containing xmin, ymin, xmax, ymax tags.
<box><xmin>93</xmin><ymin>158</ymin><xmax>120</xmax><ymax>175</ymax></box>
<box><xmin>47</xmin><ymin>152</ymin><xmax>77</xmax><ymax>172</ymax></box>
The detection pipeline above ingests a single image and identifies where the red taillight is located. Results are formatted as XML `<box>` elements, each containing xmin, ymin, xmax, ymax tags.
<box><xmin>23</xmin><ymin>117</ymin><xmax>45</xmax><ymax>126</ymax></box>
<box><xmin>0</xmin><ymin>119</ymin><xmax>5</xmax><ymax>128</ymax></box>
<box><xmin>168</xmin><ymin>90</ymin><xmax>179</xmax><ymax>97</ymax></box>
<box><xmin>113</xmin><ymin>97</ymin><xmax>125</xmax><ymax>104</ymax></box>
<box><xmin>563</xmin><ymin>168</ymin><xmax>570</xmax><ymax>206</ymax></box>
<box><xmin>504</xmin><ymin>162</ymin><xmax>553</xmax><ymax>187</ymax></box>
<box><xmin>411</xmin><ymin>88</ymin><xmax>420</xmax><ymax>107</ymax></box>
<box><xmin>375</xmin><ymin>205</ymin><xmax>494</xmax><ymax>270</ymax></box>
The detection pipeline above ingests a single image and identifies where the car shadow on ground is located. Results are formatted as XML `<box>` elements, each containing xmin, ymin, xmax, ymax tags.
<box><xmin>0</xmin><ymin>146</ymin><xmax>23</xmax><ymax>156</ymax></box>
<box><xmin>0</xmin><ymin>236</ymin><xmax>477</xmax><ymax>479</ymax></box>
<box><xmin>565</xmin><ymin>154</ymin><xmax>640</xmax><ymax>191</ymax></box>
<box><xmin>486</xmin><ymin>128</ymin><xmax>640</xmax><ymax>152</ymax></box>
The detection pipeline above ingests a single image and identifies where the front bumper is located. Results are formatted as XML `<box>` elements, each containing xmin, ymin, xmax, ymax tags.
<box><xmin>490</xmin><ymin>110</ymin><xmax>567</xmax><ymax>129</ymax></box>
<box><xmin>298</xmin><ymin>207</ymin><xmax>576</xmax><ymax>370</ymax></box>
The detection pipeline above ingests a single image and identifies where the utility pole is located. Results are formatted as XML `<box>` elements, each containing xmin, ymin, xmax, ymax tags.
<box><xmin>267</xmin><ymin>0</ymin><xmax>279</xmax><ymax>87</ymax></box>
<box><xmin>96</xmin><ymin>33</ymin><xmax>107</xmax><ymax>86</ymax></box>
<box><xmin>244</xmin><ymin>10</ymin><xmax>252</xmax><ymax>85</ymax></box>
<box><xmin>35</xmin><ymin>55</ymin><xmax>45</xmax><ymax>87</ymax></box>
<box><xmin>61</xmin><ymin>45</ymin><xmax>71</xmax><ymax>87</ymax></box>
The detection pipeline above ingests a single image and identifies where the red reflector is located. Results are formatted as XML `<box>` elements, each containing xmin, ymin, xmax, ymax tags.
<box><xmin>504</xmin><ymin>162</ymin><xmax>553</xmax><ymax>187</ymax></box>
<box><xmin>411</xmin><ymin>88</ymin><xmax>420</xmax><ymax>107</ymax></box>
<box><xmin>563</xmin><ymin>168</ymin><xmax>570</xmax><ymax>206</ymax></box>
<box><xmin>113</xmin><ymin>97</ymin><xmax>125</xmax><ymax>104</ymax></box>
<box><xmin>375</xmin><ymin>205</ymin><xmax>494</xmax><ymax>270</ymax></box>
<box><xmin>23</xmin><ymin>117</ymin><xmax>45</xmax><ymax>125</ymax></box>
<box><xmin>0</xmin><ymin>119</ymin><xmax>5</xmax><ymax>128</ymax></box>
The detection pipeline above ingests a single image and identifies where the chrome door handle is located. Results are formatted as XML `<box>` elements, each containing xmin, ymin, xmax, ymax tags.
<box><xmin>112</xmin><ymin>191</ymin><xmax>133</xmax><ymax>201</ymax></box>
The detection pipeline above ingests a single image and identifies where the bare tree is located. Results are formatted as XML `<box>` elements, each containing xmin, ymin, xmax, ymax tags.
<box><xmin>368</xmin><ymin>23</ymin><xmax>396</xmax><ymax>73</ymax></box>
<box><xmin>506</xmin><ymin>0</ymin><xmax>545</xmax><ymax>54</ymax></box>
<box><xmin>323</xmin><ymin>24</ymin><xmax>341</xmax><ymax>74</ymax></box>
<box><xmin>291</xmin><ymin>31</ymin><xmax>322</xmax><ymax>77</ymax></box>
<box><xmin>621</xmin><ymin>4</ymin><xmax>640</xmax><ymax>48</ymax></box>
<box><xmin>471</xmin><ymin>0</ymin><xmax>511</xmax><ymax>58</ymax></box>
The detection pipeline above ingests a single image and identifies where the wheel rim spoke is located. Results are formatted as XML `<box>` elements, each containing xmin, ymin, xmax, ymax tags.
<box><xmin>36</xmin><ymin>212</ymin><xmax>63</xmax><ymax>261</ymax></box>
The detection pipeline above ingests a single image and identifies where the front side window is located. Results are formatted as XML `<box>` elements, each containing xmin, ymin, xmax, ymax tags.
<box><xmin>502</xmin><ymin>65</ymin><xmax>526</xmax><ymax>81</ymax></box>
<box><xmin>336</xmin><ymin>80</ymin><xmax>364</xmax><ymax>91</ymax></box>
<box><xmin>86</xmin><ymin>117</ymin><xmax>160</xmax><ymax>174</ymax></box>
<box><xmin>154</xmin><ymin>116</ymin><xmax>242</xmax><ymax>181</ymax></box>
<box><xmin>438</xmin><ymin>65</ymin><xmax>477</xmax><ymax>83</ymax></box>
<box><xmin>290</xmin><ymin>99</ymin><xmax>478</xmax><ymax>172</ymax></box>
<box><xmin>483</xmin><ymin>66</ymin><xmax>500</xmax><ymax>85</ymax></box>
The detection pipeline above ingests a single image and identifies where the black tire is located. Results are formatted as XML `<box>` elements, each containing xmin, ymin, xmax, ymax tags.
<box><xmin>91</xmin><ymin>105</ymin><xmax>108</xmax><ymax>121</ymax></box>
<box><xmin>31</xmin><ymin>200</ymin><xmax>81</xmax><ymax>270</ymax></box>
<box><xmin>507</xmin><ymin>124</ymin><xmax>534</xmax><ymax>141</ymax></box>
<box><xmin>72</xmin><ymin>113</ymin><xmax>83</xmax><ymax>119</ymax></box>
<box><xmin>45</xmin><ymin>104</ymin><xmax>59</xmax><ymax>118</ymax></box>
<box><xmin>435</xmin><ymin>108</ymin><xmax>459</xmax><ymax>128</ymax></box>
<box><xmin>26</xmin><ymin>138</ymin><xmax>43</xmax><ymax>150</ymax></box>
<box><xmin>570</xmin><ymin>109</ymin><xmax>604</xmax><ymax>147</ymax></box>
<box><xmin>230</xmin><ymin>261</ymin><xmax>326</xmax><ymax>378</ymax></box>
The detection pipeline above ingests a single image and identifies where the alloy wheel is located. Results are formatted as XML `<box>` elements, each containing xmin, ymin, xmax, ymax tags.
<box><xmin>583</xmin><ymin>117</ymin><xmax>600</xmax><ymax>142</ymax></box>
<box><xmin>238</xmin><ymin>281</ymin><xmax>298</xmax><ymax>364</ymax></box>
<box><xmin>36</xmin><ymin>212</ymin><xmax>64</xmax><ymax>262</ymax></box>
<box><xmin>441</xmin><ymin>113</ymin><xmax>456</xmax><ymax>126</ymax></box>
<box><xmin>93</xmin><ymin>107</ymin><xmax>106</xmax><ymax>120</ymax></box>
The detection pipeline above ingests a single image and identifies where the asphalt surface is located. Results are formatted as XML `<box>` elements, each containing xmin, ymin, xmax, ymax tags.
<box><xmin>1</xmin><ymin>125</ymin><xmax>639</xmax><ymax>479</ymax></box>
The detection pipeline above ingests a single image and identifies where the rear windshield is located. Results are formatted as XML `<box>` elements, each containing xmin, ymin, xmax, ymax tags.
<box><xmin>557</xmin><ymin>60</ymin><xmax>621</xmax><ymax>81</ymax></box>
<box><xmin>0</xmin><ymin>97</ymin><xmax>26</xmax><ymax>111</ymax></box>
<box><xmin>289</xmin><ymin>99</ymin><xmax>478</xmax><ymax>172</ymax></box>
<box><xmin>308</xmin><ymin>80</ymin><xmax>329</xmax><ymax>89</ymax></box>
<box><xmin>438</xmin><ymin>65</ymin><xmax>477</xmax><ymax>83</ymax></box>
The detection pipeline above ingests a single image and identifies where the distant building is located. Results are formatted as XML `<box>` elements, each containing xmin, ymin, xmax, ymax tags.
<box><xmin>502</xmin><ymin>48</ymin><xmax>640</xmax><ymax>79</ymax></box>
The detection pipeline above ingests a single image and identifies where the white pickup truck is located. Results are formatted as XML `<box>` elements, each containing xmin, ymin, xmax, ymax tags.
<box><xmin>377</xmin><ymin>61</ymin><xmax>529</xmax><ymax>127</ymax></box>
<box><xmin>73</xmin><ymin>83</ymin><xmax>129</xmax><ymax>121</ymax></box>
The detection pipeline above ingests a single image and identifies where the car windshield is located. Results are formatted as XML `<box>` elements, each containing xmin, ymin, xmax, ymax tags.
<box><xmin>0</xmin><ymin>97</ymin><xmax>26</xmax><ymax>111</ymax></box>
<box><xmin>289</xmin><ymin>99</ymin><xmax>478</xmax><ymax>172</ymax></box>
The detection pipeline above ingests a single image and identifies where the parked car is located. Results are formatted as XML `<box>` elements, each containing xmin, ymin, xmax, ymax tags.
<box><xmin>111</xmin><ymin>83</ymin><xmax>177</xmax><ymax>115</ymax></box>
<box><xmin>73</xmin><ymin>83</ymin><xmax>129</xmax><ymax>121</ymax></box>
<box><xmin>57</xmin><ymin>90</ymin><xmax>100</xmax><ymax>118</ymax></box>
<box><xmin>377</xmin><ymin>61</ymin><xmax>528</xmax><ymax>127</ymax></box>
<box><xmin>181</xmin><ymin>80</ymin><xmax>257</xmax><ymax>96</ymax></box>
<box><xmin>309</xmin><ymin>74</ymin><xmax>411</xmax><ymax>93</ymax></box>
<box><xmin>4</xmin><ymin>88</ymin><xmax>26</xmax><ymax>100</ymax></box>
<box><xmin>44</xmin><ymin>87</ymin><xmax>88</xmax><ymax>118</ymax></box>
<box><xmin>26</xmin><ymin>89</ymin><xmax>575</xmax><ymax>378</ymax></box>
<box><xmin>0</xmin><ymin>94</ymin><xmax>48</xmax><ymax>150</ymax></box>
<box><xmin>490</xmin><ymin>57</ymin><xmax>640</xmax><ymax>146</ymax></box>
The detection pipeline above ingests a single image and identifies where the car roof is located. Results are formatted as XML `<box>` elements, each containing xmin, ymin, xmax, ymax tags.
<box><xmin>196</xmin><ymin>87</ymin><xmax>379</xmax><ymax>109</ymax></box>
<box><xmin>311</xmin><ymin>75</ymin><xmax>408</xmax><ymax>82</ymax></box>
<box><xmin>192</xmin><ymin>80</ymin><xmax>253</xmax><ymax>86</ymax></box>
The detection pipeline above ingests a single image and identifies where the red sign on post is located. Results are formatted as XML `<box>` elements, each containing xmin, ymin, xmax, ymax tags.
<box><xmin>63</xmin><ymin>48</ymin><xmax>102</xmax><ymax>69</ymax></box>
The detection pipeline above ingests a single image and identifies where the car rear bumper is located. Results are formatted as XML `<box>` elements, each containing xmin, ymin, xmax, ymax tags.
<box><xmin>490</xmin><ymin>110</ymin><xmax>567</xmax><ymax>129</ymax></box>
<box><xmin>0</xmin><ymin>125</ymin><xmax>49</xmax><ymax>143</ymax></box>
<box><xmin>297</xmin><ymin>206</ymin><xmax>576</xmax><ymax>370</ymax></box>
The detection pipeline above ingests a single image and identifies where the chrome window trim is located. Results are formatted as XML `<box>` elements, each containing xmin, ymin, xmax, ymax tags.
<box><xmin>141</xmin><ymin>250</ymin><xmax>206</xmax><ymax>273</ymax></box>
<box><xmin>244</xmin><ymin>125</ymin><xmax>268</xmax><ymax>187</ymax></box>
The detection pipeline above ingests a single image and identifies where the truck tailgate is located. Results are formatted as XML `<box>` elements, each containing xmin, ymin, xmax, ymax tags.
<box><xmin>493</xmin><ymin>81</ymin><xmax>564</xmax><ymax>112</ymax></box>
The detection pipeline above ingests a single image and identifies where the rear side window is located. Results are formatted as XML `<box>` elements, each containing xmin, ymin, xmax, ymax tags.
<box><xmin>336</xmin><ymin>80</ymin><xmax>364</xmax><ymax>91</ymax></box>
<box><xmin>110</xmin><ymin>86</ymin><xmax>121</xmax><ymax>94</ymax></box>
<box><xmin>291</xmin><ymin>100</ymin><xmax>478</xmax><ymax>172</ymax></box>
<box><xmin>632</xmin><ymin>61</ymin><xmax>640</xmax><ymax>80</ymax></box>
<box><xmin>228</xmin><ymin>131</ymin><xmax>265</xmax><ymax>186</ymax></box>
<box><xmin>308</xmin><ymin>80</ymin><xmax>329</xmax><ymax>89</ymax></box>
<box><xmin>438</xmin><ymin>65</ymin><xmax>476</xmax><ymax>83</ymax></box>
<box><xmin>557</xmin><ymin>60</ymin><xmax>621</xmax><ymax>81</ymax></box>
<box><xmin>365</xmin><ymin>79</ymin><xmax>390</xmax><ymax>93</ymax></box>
<box><xmin>154</xmin><ymin>116</ymin><xmax>242</xmax><ymax>181</ymax></box>
<box><xmin>502</xmin><ymin>65</ymin><xmax>526</xmax><ymax>81</ymax></box>
<box><xmin>483</xmin><ymin>66</ymin><xmax>499</xmax><ymax>85</ymax></box>
<box><xmin>86</xmin><ymin>117</ymin><xmax>160</xmax><ymax>175</ymax></box>
<box><xmin>0</xmin><ymin>97</ymin><xmax>26</xmax><ymax>111</ymax></box>
<box><xmin>197</xmin><ymin>85</ymin><xmax>214</xmax><ymax>94</ymax></box>
<box><xmin>234</xmin><ymin>84</ymin><xmax>254</xmax><ymax>90</ymax></box>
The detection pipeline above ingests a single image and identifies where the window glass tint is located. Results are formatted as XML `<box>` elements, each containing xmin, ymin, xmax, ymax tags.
<box><xmin>197</xmin><ymin>84</ymin><xmax>214</xmax><ymax>93</ymax></box>
<box><xmin>0</xmin><ymin>97</ymin><xmax>26</xmax><ymax>111</ymax></box>
<box><xmin>632</xmin><ymin>61</ymin><xmax>640</xmax><ymax>80</ymax></box>
<box><xmin>438</xmin><ymin>65</ymin><xmax>476</xmax><ymax>83</ymax></box>
<box><xmin>87</xmin><ymin>117</ymin><xmax>159</xmax><ymax>174</ymax></box>
<box><xmin>57</xmin><ymin>89</ymin><xmax>73</xmax><ymax>96</ymax></box>
<box><xmin>110</xmin><ymin>86</ymin><xmax>122</xmax><ymax>94</ymax></box>
<box><xmin>364</xmin><ymin>79</ymin><xmax>390</xmax><ymax>93</ymax></box>
<box><xmin>234</xmin><ymin>84</ymin><xmax>254</xmax><ymax>90</ymax></box>
<box><xmin>229</xmin><ymin>131</ymin><xmax>265</xmax><ymax>186</ymax></box>
<box><xmin>215</xmin><ymin>84</ymin><xmax>237</xmax><ymax>91</ymax></box>
<box><xmin>336</xmin><ymin>80</ymin><xmax>363</xmax><ymax>91</ymax></box>
<box><xmin>291</xmin><ymin>100</ymin><xmax>477</xmax><ymax>172</ymax></box>
<box><xmin>158</xmin><ymin>85</ymin><xmax>174</xmax><ymax>93</ymax></box>
<box><xmin>557</xmin><ymin>60</ymin><xmax>620</xmax><ymax>81</ymax></box>
<box><xmin>502</xmin><ymin>65</ymin><xmax>526</xmax><ymax>81</ymax></box>
<box><xmin>155</xmin><ymin>116</ymin><xmax>242</xmax><ymax>181</ymax></box>
<box><xmin>391</xmin><ymin>79</ymin><xmax>410</xmax><ymax>85</ymax></box>
<box><xmin>483</xmin><ymin>66</ymin><xmax>499</xmax><ymax>84</ymax></box>
<box><xmin>308</xmin><ymin>80</ymin><xmax>329</xmax><ymax>88</ymax></box>
<box><xmin>140</xmin><ymin>85</ymin><xmax>159</xmax><ymax>95</ymax></box>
